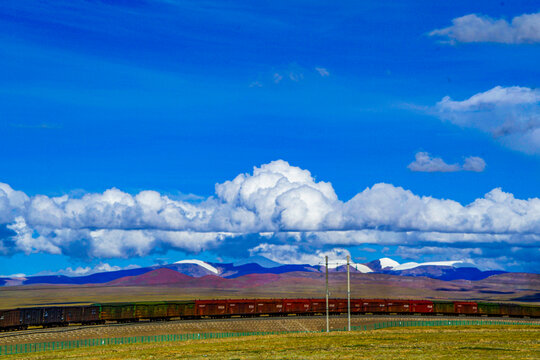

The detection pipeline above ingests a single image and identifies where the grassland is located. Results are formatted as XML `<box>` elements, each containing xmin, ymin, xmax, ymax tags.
<box><xmin>4</xmin><ymin>326</ymin><xmax>539</xmax><ymax>359</ymax></box>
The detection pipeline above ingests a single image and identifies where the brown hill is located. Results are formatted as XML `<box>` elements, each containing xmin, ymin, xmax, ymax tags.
<box><xmin>109</xmin><ymin>268</ymin><xmax>193</xmax><ymax>286</ymax></box>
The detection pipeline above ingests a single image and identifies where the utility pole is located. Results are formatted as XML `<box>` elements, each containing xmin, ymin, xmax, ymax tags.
<box><xmin>325</xmin><ymin>255</ymin><xmax>329</xmax><ymax>333</ymax></box>
<box><xmin>347</xmin><ymin>255</ymin><xmax>351</xmax><ymax>331</ymax></box>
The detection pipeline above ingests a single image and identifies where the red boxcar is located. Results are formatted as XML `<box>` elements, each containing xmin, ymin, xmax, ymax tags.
<box><xmin>410</xmin><ymin>300</ymin><xmax>434</xmax><ymax>314</ymax></box>
<box><xmin>283</xmin><ymin>299</ymin><xmax>310</xmax><ymax>314</ymax></box>
<box><xmin>454</xmin><ymin>301</ymin><xmax>478</xmax><ymax>315</ymax></box>
<box><xmin>309</xmin><ymin>299</ymin><xmax>326</xmax><ymax>314</ymax></box>
<box><xmin>351</xmin><ymin>299</ymin><xmax>364</xmax><ymax>313</ymax></box>
<box><xmin>227</xmin><ymin>300</ymin><xmax>255</xmax><ymax>316</ymax></box>
<box><xmin>82</xmin><ymin>306</ymin><xmax>102</xmax><ymax>324</ymax></box>
<box><xmin>196</xmin><ymin>300</ymin><xmax>228</xmax><ymax>317</ymax></box>
<box><xmin>255</xmin><ymin>299</ymin><xmax>282</xmax><ymax>315</ymax></box>
<box><xmin>328</xmin><ymin>299</ymin><xmax>347</xmax><ymax>314</ymax></box>
<box><xmin>362</xmin><ymin>299</ymin><xmax>387</xmax><ymax>313</ymax></box>
<box><xmin>386</xmin><ymin>300</ymin><xmax>410</xmax><ymax>314</ymax></box>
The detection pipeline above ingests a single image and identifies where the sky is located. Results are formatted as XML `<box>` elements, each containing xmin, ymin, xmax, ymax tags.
<box><xmin>0</xmin><ymin>0</ymin><xmax>539</xmax><ymax>276</ymax></box>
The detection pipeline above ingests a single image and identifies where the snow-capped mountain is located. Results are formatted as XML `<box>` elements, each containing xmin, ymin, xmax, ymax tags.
<box><xmin>0</xmin><ymin>257</ymin><xmax>507</xmax><ymax>287</ymax></box>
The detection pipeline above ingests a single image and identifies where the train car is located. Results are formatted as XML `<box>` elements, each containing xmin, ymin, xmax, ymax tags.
<box><xmin>454</xmin><ymin>301</ymin><xmax>478</xmax><ymax>315</ymax></box>
<box><xmin>386</xmin><ymin>300</ymin><xmax>410</xmax><ymax>314</ymax></box>
<box><xmin>227</xmin><ymin>299</ymin><xmax>255</xmax><ymax>316</ymax></box>
<box><xmin>42</xmin><ymin>307</ymin><xmax>65</xmax><ymax>327</ymax></box>
<box><xmin>521</xmin><ymin>304</ymin><xmax>540</xmax><ymax>318</ymax></box>
<box><xmin>81</xmin><ymin>306</ymin><xmax>102</xmax><ymax>324</ymax></box>
<box><xmin>20</xmin><ymin>307</ymin><xmax>42</xmax><ymax>327</ymax></box>
<box><xmin>0</xmin><ymin>309</ymin><xmax>21</xmax><ymax>331</ymax></box>
<box><xmin>254</xmin><ymin>299</ymin><xmax>282</xmax><ymax>315</ymax></box>
<box><xmin>99</xmin><ymin>303</ymin><xmax>136</xmax><ymax>322</ymax></box>
<box><xmin>362</xmin><ymin>299</ymin><xmax>387</xmax><ymax>313</ymax></box>
<box><xmin>310</xmin><ymin>299</ymin><xmax>327</xmax><ymax>314</ymax></box>
<box><xmin>477</xmin><ymin>302</ymin><xmax>501</xmax><ymax>316</ymax></box>
<box><xmin>350</xmin><ymin>299</ymin><xmax>364</xmax><ymax>314</ymax></box>
<box><xmin>410</xmin><ymin>300</ymin><xmax>433</xmax><ymax>314</ymax></box>
<box><xmin>134</xmin><ymin>302</ymin><xmax>169</xmax><ymax>320</ymax></box>
<box><xmin>64</xmin><ymin>306</ymin><xmax>84</xmax><ymax>323</ymax></box>
<box><xmin>433</xmin><ymin>300</ymin><xmax>454</xmax><ymax>315</ymax></box>
<box><xmin>166</xmin><ymin>301</ymin><xmax>196</xmax><ymax>319</ymax></box>
<box><xmin>283</xmin><ymin>299</ymin><xmax>311</xmax><ymax>314</ymax></box>
<box><xmin>196</xmin><ymin>300</ymin><xmax>228</xmax><ymax>317</ymax></box>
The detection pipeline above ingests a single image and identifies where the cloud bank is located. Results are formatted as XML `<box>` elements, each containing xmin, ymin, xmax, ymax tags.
<box><xmin>430</xmin><ymin>12</ymin><xmax>540</xmax><ymax>44</ymax></box>
<box><xmin>0</xmin><ymin>160</ymin><xmax>539</xmax><ymax>269</ymax></box>
<box><xmin>408</xmin><ymin>152</ymin><xmax>486</xmax><ymax>172</ymax></box>
<box><xmin>432</xmin><ymin>86</ymin><xmax>540</xmax><ymax>154</ymax></box>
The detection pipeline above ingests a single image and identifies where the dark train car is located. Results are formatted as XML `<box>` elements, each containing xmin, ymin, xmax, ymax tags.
<box><xmin>477</xmin><ymin>302</ymin><xmax>501</xmax><ymax>316</ymax></box>
<box><xmin>166</xmin><ymin>301</ymin><xmax>196</xmax><ymax>318</ymax></box>
<box><xmin>196</xmin><ymin>300</ymin><xmax>228</xmax><ymax>317</ymax></box>
<box><xmin>42</xmin><ymin>307</ymin><xmax>65</xmax><ymax>326</ymax></box>
<box><xmin>99</xmin><ymin>303</ymin><xmax>136</xmax><ymax>322</ymax></box>
<box><xmin>433</xmin><ymin>301</ymin><xmax>454</xmax><ymax>314</ymax></box>
<box><xmin>386</xmin><ymin>300</ymin><xmax>410</xmax><ymax>314</ymax></box>
<box><xmin>503</xmin><ymin>303</ymin><xmax>524</xmax><ymax>317</ymax></box>
<box><xmin>0</xmin><ymin>309</ymin><xmax>21</xmax><ymax>331</ymax></box>
<box><xmin>362</xmin><ymin>299</ymin><xmax>386</xmax><ymax>313</ymax></box>
<box><xmin>521</xmin><ymin>304</ymin><xmax>540</xmax><ymax>318</ymax></box>
<box><xmin>227</xmin><ymin>299</ymin><xmax>255</xmax><ymax>316</ymax></box>
<box><xmin>82</xmin><ymin>306</ymin><xmax>102</xmax><ymax>324</ymax></box>
<box><xmin>64</xmin><ymin>306</ymin><xmax>84</xmax><ymax>323</ymax></box>
<box><xmin>20</xmin><ymin>307</ymin><xmax>42</xmax><ymax>327</ymax></box>
<box><xmin>410</xmin><ymin>300</ymin><xmax>433</xmax><ymax>314</ymax></box>
<box><xmin>454</xmin><ymin>301</ymin><xmax>478</xmax><ymax>315</ymax></box>
<box><xmin>283</xmin><ymin>299</ymin><xmax>310</xmax><ymax>314</ymax></box>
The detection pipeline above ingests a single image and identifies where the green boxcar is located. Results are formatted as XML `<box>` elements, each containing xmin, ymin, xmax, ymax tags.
<box><xmin>98</xmin><ymin>303</ymin><xmax>136</xmax><ymax>322</ymax></box>
<box><xmin>432</xmin><ymin>301</ymin><xmax>454</xmax><ymax>314</ymax></box>
<box><xmin>477</xmin><ymin>302</ymin><xmax>501</xmax><ymax>316</ymax></box>
<box><xmin>166</xmin><ymin>301</ymin><xmax>196</xmax><ymax>318</ymax></box>
<box><xmin>134</xmin><ymin>302</ymin><xmax>169</xmax><ymax>319</ymax></box>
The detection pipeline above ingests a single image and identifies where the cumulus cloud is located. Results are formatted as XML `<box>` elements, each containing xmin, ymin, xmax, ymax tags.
<box><xmin>430</xmin><ymin>12</ymin><xmax>540</xmax><ymax>44</ymax></box>
<box><xmin>432</xmin><ymin>86</ymin><xmax>540</xmax><ymax>154</ymax></box>
<box><xmin>37</xmin><ymin>263</ymin><xmax>141</xmax><ymax>277</ymax></box>
<box><xmin>249</xmin><ymin>244</ymin><xmax>349</xmax><ymax>266</ymax></box>
<box><xmin>408</xmin><ymin>152</ymin><xmax>486</xmax><ymax>172</ymax></box>
<box><xmin>0</xmin><ymin>160</ymin><xmax>538</xmax><ymax>261</ymax></box>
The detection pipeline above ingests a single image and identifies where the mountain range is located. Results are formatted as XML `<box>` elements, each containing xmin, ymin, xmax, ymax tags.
<box><xmin>0</xmin><ymin>257</ymin><xmax>507</xmax><ymax>287</ymax></box>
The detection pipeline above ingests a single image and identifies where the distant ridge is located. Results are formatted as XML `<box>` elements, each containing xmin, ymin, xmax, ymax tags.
<box><xmin>0</xmin><ymin>257</ymin><xmax>512</xmax><ymax>287</ymax></box>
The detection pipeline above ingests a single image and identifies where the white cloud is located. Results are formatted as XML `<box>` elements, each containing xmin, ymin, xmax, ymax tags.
<box><xmin>462</xmin><ymin>156</ymin><xmax>486</xmax><ymax>172</ymax></box>
<box><xmin>408</xmin><ymin>152</ymin><xmax>461</xmax><ymax>172</ymax></box>
<box><xmin>408</xmin><ymin>152</ymin><xmax>486</xmax><ymax>172</ymax></box>
<box><xmin>273</xmin><ymin>73</ymin><xmax>283</xmax><ymax>84</ymax></box>
<box><xmin>430</xmin><ymin>12</ymin><xmax>540</xmax><ymax>44</ymax></box>
<box><xmin>0</xmin><ymin>160</ymin><xmax>539</xmax><ymax>260</ymax></box>
<box><xmin>38</xmin><ymin>263</ymin><xmax>141</xmax><ymax>277</ymax></box>
<box><xmin>315</xmin><ymin>67</ymin><xmax>330</xmax><ymax>77</ymax></box>
<box><xmin>433</xmin><ymin>86</ymin><xmax>540</xmax><ymax>154</ymax></box>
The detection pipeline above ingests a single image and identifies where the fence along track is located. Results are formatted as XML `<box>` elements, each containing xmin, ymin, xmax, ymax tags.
<box><xmin>0</xmin><ymin>319</ymin><xmax>538</xmax><ymax>356</ymax></box>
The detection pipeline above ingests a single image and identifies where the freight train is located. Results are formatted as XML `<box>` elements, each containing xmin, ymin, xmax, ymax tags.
<box><xmin>1</xmin><ymin>298</ymin><xmax>539</xmax><ymax>331</ymax></box>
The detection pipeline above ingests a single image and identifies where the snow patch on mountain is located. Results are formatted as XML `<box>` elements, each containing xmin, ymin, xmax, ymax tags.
<box><xmin>379</xmin><ymin>258</ymin><xmax>400</xmax><ymax>269</ymax></box>
<box><xmin>327</xmin><ymin>259</ymin><xmax>373</xmax><ymax>273</ymax></box>
<box><xmin>173</xmin><ymin>259</ymin><xmax>219</xmax><ymax>274</ymax></box>
<box><xmin>392</xmin><ymin>260</ymin><xmax>464</xmax><ymax>271</ymax></box>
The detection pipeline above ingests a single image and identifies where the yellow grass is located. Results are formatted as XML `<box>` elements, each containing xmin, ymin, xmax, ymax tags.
<box><xmin>5</xmin><ymin>325</ymin><xmax>540</xmax><ymax>359</ymax></box>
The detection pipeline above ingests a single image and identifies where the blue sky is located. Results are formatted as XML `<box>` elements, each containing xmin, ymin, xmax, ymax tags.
<box><xmin>0</xmin><ymin>1</ymin><xmax>539</xmax><ymax>276</ymax></box>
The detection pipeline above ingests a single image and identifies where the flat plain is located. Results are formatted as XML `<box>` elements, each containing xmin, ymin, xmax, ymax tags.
<box><xmin>3</xmin><ymin>326</ymin><xmax>539</xmax><ymax>360</ymax></box>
